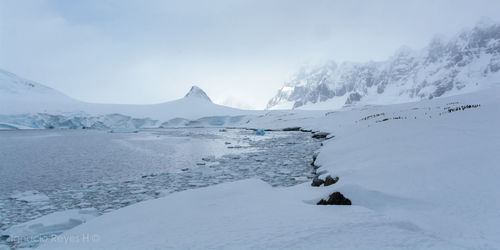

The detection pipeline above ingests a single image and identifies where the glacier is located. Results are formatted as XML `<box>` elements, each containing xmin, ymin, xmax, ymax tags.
<box><xmin>0</xmin><ymin>113</ymin><xmax>159</xmax><ymax>130</ymax></box>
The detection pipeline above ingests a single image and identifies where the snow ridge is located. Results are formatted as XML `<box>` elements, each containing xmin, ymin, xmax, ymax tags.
<box><xmin>0</xmin><ymin>69</ymin><xmax>78</xmax><ymax>103</ymax></box>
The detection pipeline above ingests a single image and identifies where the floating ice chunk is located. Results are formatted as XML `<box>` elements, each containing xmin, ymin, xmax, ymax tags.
<box><xmin>10</xmin><ymin>191</ymin><xmax>50</xmax><ymax>203</ymax></box>
<box><xmin>2</xmin><ymin>208</ymin><xmax>100</xmax><ymax>245</ymax></box>
<box><xmin>255</xmin><ymin>129</ymin><xmax>265</xmax><ymax>135</ymax></box>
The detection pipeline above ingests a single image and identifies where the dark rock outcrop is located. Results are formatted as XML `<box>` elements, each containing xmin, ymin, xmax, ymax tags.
<box><xmin>311</xmin><ymin>177</ymin><xmax>324</xmax><ymax>187</ymax></box>
<box><xmin>324</xmin><ymin>176</ymin><xmax>339</xmax><ymax>186</ymax></box>
<box><xmin>282</xmin><ymin>127</ymin><xmax>301</xmax><ymax>131</ymax></box>
<box><xmin>317</xmin><ymin>192</ymin><xmax>352</xmax><ymax>205</ymax></box>
<box><xmin>311</xmin><ymin>153</ymin><xmax>318</xmax><ymax>167</ymax></box>
<box><xmin>312</xmin><ymin>132</ymin><xmax>330</xmax><ymax>139</ymax></box>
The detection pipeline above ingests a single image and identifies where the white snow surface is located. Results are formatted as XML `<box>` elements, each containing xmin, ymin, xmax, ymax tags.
<box><xmin>39</xmin><ymin>180</ymin><xmax>450</xmax><ymax>250</ymax></box>
<box><xmin>39</xmin><ymin>85</ymin><xmax>500</xmax><ymax>249</ymax></box>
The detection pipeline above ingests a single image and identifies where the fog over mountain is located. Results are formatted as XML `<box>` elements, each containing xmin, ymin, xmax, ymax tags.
<box><xmin>267</xmin><ymin>19</ymin><xmax>500</xmax><ymax>110</ymax></box>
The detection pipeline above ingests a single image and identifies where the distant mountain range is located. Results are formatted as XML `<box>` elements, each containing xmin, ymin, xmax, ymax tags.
<box><xmin>267</xmin><ymin>18</ymin><xmax>500</xmax><ymax>110</ymax></box>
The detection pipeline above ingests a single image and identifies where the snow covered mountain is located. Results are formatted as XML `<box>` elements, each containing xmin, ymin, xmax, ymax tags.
<box><xmin>184</xmin><ymin>86</ymin><xmax>212</xmax><ymax>102</ymax></box>
<box><xmin>0</xmin><ymin>69</ymin><xmax>81</xmax><ymax>114</ymax></box>
<box><xmin>267</xmin><ymin>19</ymin><xmax>500</xmax><ymax>110</ymax></box>
<box><xmin>0</xmin><ymin>70</ymin><xmax>259</xmax><ymax>129</ymax></box>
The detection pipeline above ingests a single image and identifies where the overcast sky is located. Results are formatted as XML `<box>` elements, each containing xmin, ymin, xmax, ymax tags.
<box><xmin>1</xmin><ymin>0</ymin><xmax>499</xmax><ymax>109</ymax></box>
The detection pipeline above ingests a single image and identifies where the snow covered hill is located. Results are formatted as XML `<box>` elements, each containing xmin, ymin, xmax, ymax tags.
<box><xmin>267</xmin><ymin>18</ymin><xmax>500</xmax><ymax>110</ymax></box>
<box><xmin>0</xmin><ymin>69</ymin><xmax>81</xmax><ymax>114</ymax></box>
<box><xmin>0</xmin><ymin>70</ymin><xmax>258</xmax><ymax>129</ymax></box>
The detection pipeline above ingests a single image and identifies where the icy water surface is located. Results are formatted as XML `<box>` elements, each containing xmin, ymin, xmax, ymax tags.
<box><xmin>0</xmin><ymin>128</ymin><xmax>321</xmax><ymax>248</ymax></box>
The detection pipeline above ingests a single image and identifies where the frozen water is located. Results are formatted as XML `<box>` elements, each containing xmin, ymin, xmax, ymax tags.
<box><xmin>2</xmin><ymin>208</ymin><xmax>99</xmax><ymax>248</ymax></box>
<box><xmin>0</xmin><ymin>128</ymin><xmax>253</xmax><ymax>193</ymax></box>
<box><xmin>9</xmin><ymin>191</ymin><xmax>50</xmax><ymax>203</ymax></box>
<box><xmin>0</xmin><ymin>128</ymin><xmax>321</xmax><ymax>248</ymax></box>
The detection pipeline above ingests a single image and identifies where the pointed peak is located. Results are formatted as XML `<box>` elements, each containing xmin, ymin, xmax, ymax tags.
<box><xmin>184</xmin><ymin>85</ymin><xmax>212</xmax><ymax>102</ymax></box>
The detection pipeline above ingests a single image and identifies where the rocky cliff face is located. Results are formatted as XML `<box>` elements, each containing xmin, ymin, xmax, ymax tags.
<box><xmin>267</xmin><ymin>19</ymin><xmax>500</xmax><ymax>109</ymax></box>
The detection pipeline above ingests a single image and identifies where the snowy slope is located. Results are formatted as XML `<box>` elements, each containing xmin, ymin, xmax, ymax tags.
<box><xmin>0</xmin><ymin>69</ymin><xmax>258</xmax><ymax>126</ymax></box>
<box><xmin>39</xmin><ymin>85</ymin><xmax>500</xmax><ymax>249</ymax></box>
<box><xmin>267</xmin><ymin>19</ymin><xmax>500</xmax><ymax>110</ymax></box>
<box><xmin>0</xmin><ymin>69</ymin><xmax>81</xmax><ymax>114</ymax></box>
<box><xmin>38</xmin><ymin>180</ymin><xmax>451</xmax><ymax>249</ymax></box>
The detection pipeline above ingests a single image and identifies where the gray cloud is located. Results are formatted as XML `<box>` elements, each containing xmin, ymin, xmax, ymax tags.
<box><xmin>1</xmin><ymin>0</ymin><xmax>499</xmax><ymax>108</ymax></box>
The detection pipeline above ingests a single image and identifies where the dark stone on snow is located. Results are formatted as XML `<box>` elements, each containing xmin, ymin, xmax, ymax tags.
<box><xmin>317</xmin><ymin>199</ymin><xmax>327</xmax><ymax>205</ymax></box>
<box><xmin>311</xmin><ymin>154</ymin><xmax>317</xmax><ymax>166</ymax></box>
<box><xmin>282</xmin><ymin>127</ymin><xmax>301</xmax><ymax>131</ymax></box>
<box><xmin>311</xmin><ymin>177</ymin><xmax>324</xmax><ymax>187</ymax></box>
<box><xmin>312</xmin><ymin>132</ymin><xmax>330</xmax><ymax>139</ymax></box>
<box><xmin>317</xmin><ymin>192</ymin><xmax>352</xmax><ymax>205</ymax></box>
<box><xmin>324</xmin><ymin>175</ymin><xmax>339</xmax><ymax>186</ymax></box>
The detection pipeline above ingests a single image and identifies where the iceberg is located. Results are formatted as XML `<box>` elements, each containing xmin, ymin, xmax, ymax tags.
<box><xmin>254</xmin><ymin>129</ymin><xmax>265</xmax><ymax>135</ymax></box>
